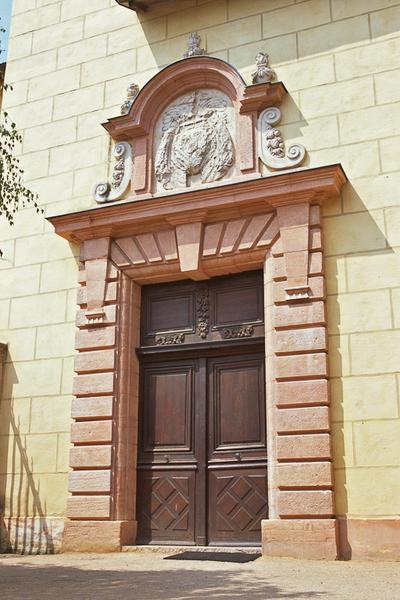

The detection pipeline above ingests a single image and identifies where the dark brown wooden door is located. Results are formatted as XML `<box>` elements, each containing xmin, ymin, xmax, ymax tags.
<box><xmin>136</xmin><ymin>359</ymin><xmax>204</xmax><ymax>544</ymax></box>
<box><xmin>136</xmin><ymin>272</ymin><xmax>268</xmax><ymax>546</ymax></box>
<box><xmin>207</xmin><ymin>354</ymin><xmax>267</xmax><ymax>545</ymax></box>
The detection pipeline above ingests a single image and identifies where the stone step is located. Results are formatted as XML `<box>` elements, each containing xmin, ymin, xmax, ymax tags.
<box><xmin>122</xmin><ymin>545</ymin><xmax>261</xmax><ymax>555</ymax></box>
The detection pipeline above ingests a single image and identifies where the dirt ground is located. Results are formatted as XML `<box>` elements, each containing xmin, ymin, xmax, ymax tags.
<box><xmin>0</xmin><ymin>551</ymin><xmax>399</xmax><ymax>600</ymax></box>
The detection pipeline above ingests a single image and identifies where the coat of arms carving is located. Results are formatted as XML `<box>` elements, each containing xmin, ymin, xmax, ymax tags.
<box><xmin>154</xmin><ymin>90</ymin><xmax>235</xmax><ymax>191</ymax></box>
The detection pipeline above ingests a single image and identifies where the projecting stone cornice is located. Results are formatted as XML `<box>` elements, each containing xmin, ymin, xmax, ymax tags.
<box><xmin>48</xmin><ymin>164</ymin><xmax>346</xmax><ymax>244</ymax></box>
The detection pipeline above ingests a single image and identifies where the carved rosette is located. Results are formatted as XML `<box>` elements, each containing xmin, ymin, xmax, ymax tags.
<box><xmin>154</xmin><ymin>90</ymin><xmax>235</xmax><ymax>191</ymax></box>
<box><xmin>95</xmin><ymin>141</ymin><xmax>132</xmax><ymax>203</ymax></box>
<box><xmin>259</xmin><ymin>107</ymin><xmax>306</xmax><ymax>170</ymax></box>
<box><xmin>196</xmin><ymin>286</ymin><xmax>209</xmax><ymax>339</ymax></box>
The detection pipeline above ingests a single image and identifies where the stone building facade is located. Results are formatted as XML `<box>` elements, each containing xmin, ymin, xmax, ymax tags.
<box><xmin>0</xmin><ymin>0</ymin><xmax>399</xmax><ymax>560</ymax></box>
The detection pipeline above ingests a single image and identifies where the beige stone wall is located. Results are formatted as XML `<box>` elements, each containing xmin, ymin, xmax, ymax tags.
<box><xmin>1</xmin><ymin>0</ymin><xmax>399</xmax><ymax>534</ymax></box>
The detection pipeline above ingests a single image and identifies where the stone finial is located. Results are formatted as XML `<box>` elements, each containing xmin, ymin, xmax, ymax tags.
<box><xmin>183</xmin><ymin>32</ymin><xmax>206</xmax><ymax>58</ymax></box>
<box><xmin>120</xmin><ymin>82</ymin><xmax>140</xmax><ymax>115</ymax></box>
<box><xmin>251</xmin><ymin>52</ymin><xmax>276</xmax><ymax>84</ymax></box>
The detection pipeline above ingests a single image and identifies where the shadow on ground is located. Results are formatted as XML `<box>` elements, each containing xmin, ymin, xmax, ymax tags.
<box><xmin>0</xmin><ymin>561</ymin><xmax>325</xmax><ymax>600</ymax></box>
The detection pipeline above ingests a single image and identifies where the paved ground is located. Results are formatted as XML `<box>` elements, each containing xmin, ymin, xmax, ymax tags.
<box><xmin>0</xmin><ymin>551</ymin><xmax>399</xmax><ymax>600</ymax></box>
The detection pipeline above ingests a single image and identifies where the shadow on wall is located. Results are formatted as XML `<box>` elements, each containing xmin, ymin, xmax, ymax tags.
<box><xmin>0</xmin><ymin>359</ymin><xmax>57</xmax><ymax>554</ymax></box>
<box><xmin>324</xmin><ymin>182</ymin><xmax>394</xmax><ymax>560</ymax></box>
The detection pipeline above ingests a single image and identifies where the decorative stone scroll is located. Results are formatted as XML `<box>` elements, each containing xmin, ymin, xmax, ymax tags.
<box><xmin>259</xmin><ymin>107</ymin><xmax>306</xmax><ymax>170</ymax></box>
<box><xmin>95</xmin><ymin>141</ymin><xmax>132</xmax><ymax>203</ymax></box>
<box><xmin>154</xmin><ymin>90</ymin><xmax>234</xmax><ymax>191</ymax></box>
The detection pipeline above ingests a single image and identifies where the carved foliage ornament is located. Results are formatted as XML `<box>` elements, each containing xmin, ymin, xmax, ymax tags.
<box><xmin>95</xmin><ymin>141</ymin><xmax>132</xmax><ymax>203</ymax></box>
<box><xmin>154</xmin><ymin>90</ymin><xmax>235</xmax><ymax>191</ymax></box>
<box><xmin>156</xmin><ymin>333</ymin><xmax>185</xmax><ymax>345</ymax></box>
<box><xmin>222</xmin><ymin>326</ymin><xmax>254</xmax><ymax>339</ymax></box>
<box><xmin>259</xmin><ymin>107</ymin><xmax>306</xmax><ymax>170</ymax></box>
<box><xmin>196</xmin><ymin>285</ymin><xmax>209</xmax><ymax>339</ymax></box>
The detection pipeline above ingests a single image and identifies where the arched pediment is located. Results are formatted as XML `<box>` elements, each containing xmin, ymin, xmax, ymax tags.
<box><xmin>97</xmin><ymin>56</ymin><xmax>293</xmax><ymax>201</ymax></box>
<box><xmin>103</xmin><ymin>56</ymin><xmax>284</xmax><ymax>139</ymax></box>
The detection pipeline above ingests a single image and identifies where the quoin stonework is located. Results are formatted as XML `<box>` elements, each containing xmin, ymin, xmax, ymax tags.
<box><xmin>0</xmin><ymin>0</ymin><xmax>399</xmax><ymax>560</ymax></box>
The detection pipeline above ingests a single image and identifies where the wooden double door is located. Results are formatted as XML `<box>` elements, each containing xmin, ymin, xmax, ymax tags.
<box><xmin>136</xmin><ymin>272</ymin><xmax>268</xmax><ymax>546</ymax></box>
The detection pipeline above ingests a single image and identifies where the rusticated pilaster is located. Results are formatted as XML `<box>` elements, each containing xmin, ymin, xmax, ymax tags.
<box><xmin>64</xmin><ymin>242</ymin><xmax>138</xmax><ymax>550</ymax></box>
<box><xmin>262</xmin><ymin>204</ymin><xmax>337</xmax><ymax>560</ymax></box>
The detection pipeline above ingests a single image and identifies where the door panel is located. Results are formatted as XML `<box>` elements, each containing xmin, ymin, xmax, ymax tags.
<box><xmin>137</xmin><ymin>360</ymin><xmax>200</xmax><ymax>544</ymax></box>
<box><xmin>140</xmin><ymin>271</ymin><xmax>264</xmax><ymax>346</ymax></box>
<box><xmin>137</xmin><ymin>471</ymin><xmax>196</xmax><ymax>543</ymax></box>
<box><xmin>210</xmin><ymin>358</ymin><xmax>265</xmax><ymax>450</ymax></box>
<box><xmin>207</xmin><ymin>354</ymin><xmax>268</xmax><ymax>545</ymax></box>
<box><xmin>142</xmin><ymin>366</ymin><xmax>193</xmax><ymax>451</ymax></box>
<box><xmin>208</xmin><ymin>469</ymin><xmax>268</xmax><ymax>544</ymax></box>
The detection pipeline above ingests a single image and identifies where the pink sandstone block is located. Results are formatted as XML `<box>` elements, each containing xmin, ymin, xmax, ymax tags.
<box><xmin>76</xmin><ymin>327</ymin><xmax>116</xmax><ymax>350</ymax></box>
<box><xmin>276</xmin><ymin>380</ymin><xmax>329</xmax><ymax>406</ymax></box>
<box><xmin>277</xmin><ymin>461</ymin><xmax>333</xmax><ymax>488</ymax></box>
<box><xmin>71</xmin><ymin>420</ymin><xmax>112</xmax><ymax>444</ymax></box>
<box><xmin>68</xmin><ymin>470</ymin><xmax>112</xmax><ymax>493</ymax></box>
<box><xmin>70</xmin><ymin>445</ymin><xmax>112</xmax><ymax>468</ymax></box>
<box><xmin>262</xmin><ymin>518</ymin><xmax>338</xmax><ymax>560</ymax></box>
<box><xmin>276</xmin><ymin>406</ymin><xmax>330</xmax><ymax>434</ymax></box>
<box><xmin>73</xmin><ymin>372</ymin><xmax>114</xmax><ymax>396</ymax></box>
<box><xmin>275</xmin><ymin>326</ymin><xmax>327</xmax><ymax>354</ymax></box>
<box><xmin>67</xmin><ymin>495</ymin><xmax>111</xmax><ymax>519</ymax></box>
<box><xmin>277</xmin><ymin>433</ymin><xmax>331</xmax><ymax>461</ymax></box>
<box><xmin>71</xmin><ymin>396</ymin><xmax>113</xmax><ymax>420</ymax></box>
<box><xmin>274</xmin><ymin>301</ymin><xmax>325</xmax><ymax>329</ymax></box>
<box><xmin>275</xmin><ymin>352</ymin><xmax>328</xmax><ymax>380</ymax></box>
<box><xmin>278</xmin><ymin>490</ymin><xmax>334</xmax><ymax>517</ymax></box>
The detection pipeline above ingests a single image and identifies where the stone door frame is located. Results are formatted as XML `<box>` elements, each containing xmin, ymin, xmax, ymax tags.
<box><xmin>49</xmin><ymin>164</ymin><xmax>346</xmax><ymax>557</ymax></box>
<box><xmin>48</xmin><ymin>54</ymin><xmax>347</xmax><ymax>557</ymax></box>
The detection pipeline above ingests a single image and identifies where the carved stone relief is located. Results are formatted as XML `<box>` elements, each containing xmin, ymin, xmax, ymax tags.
<box><xmin>252</xmin><ymin>52</ymin><xmax>275</xmax><ymax>84</ymax></box>
<box><xmin>259</xmin><ymin>107</ymin><xmax>306</xmax><ymax>170</ymax></box>
<box><xmin>154</xmin><ymin>89</ymin><xmax>235</xmax><ymax>192</ymax></box>
<box><xmin>120</xmin><ymin>82</ymin><xmax>139</xmax><ymax>115</ymax></box>
<box><xmin>95</xmin><ymin>141</ymin><xmax>132</xmax><ymax>203</ymax></box>
<box><xmin>183</xmin><ymin>32</ymin><xmax>206</xmax><ymax>58</ymax></box>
